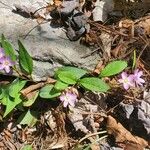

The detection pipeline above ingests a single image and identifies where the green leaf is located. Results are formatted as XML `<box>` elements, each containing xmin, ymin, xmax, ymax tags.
<box><xmin>58</xmin><ymin>72</ymin><xmax>77</xmax><ymax>84</ymax></box>
<box><xmin>1</xmin><ymin>34</ymin><xmax>16</xmax><ymax>61</ymax></box>
<box><xmin>1</xmin><ymin>34</ymin><xmax>6</xmax><ymax>41</ymax></box>
<box><xmin>17</xmin><ymin>109</ymin><xmax>38</xmax><ymax>127</ymax></box>
<box><xmin>0</xmin><ymin>85</ymin><xmax>10</xmax><ymax>105</ymax></box>
<box><xmin>79</xmin><ymin>77</ymin><xmax>110</xmax><ymax>92</ymax></box>
<box><xmin>9</xmin><ymin>78</ymin><xmax>27</xmax><ymax>98</ymax></box>
<box><xmin>0</xmin><ymin>96</ymin><xmax>7</xmax><ymax>105</ymax></box>
<box><xmin>39</xmin><ymin>84</ymin><xmax>61</xmax><ymax>99</ymax></box>
<box><xmin>23</xmin><ymin>91</ymin><xmax>39</xmax><ymax>107</ymax></box>
<box><xmin>55</xmin><ymin>66</ymin><xmax>87</xmax><ymax>80</ymax></box>
<box><xmin>83</xmin><ymin>145</ymin><xmax>91</xmax><ymax>150</ymax></box>
<box><xmin>3</xmin><ymin>94</ymin><xmax>22</xmax><ymax>117</ymax></box>
<box><xmin>18</xmin><ymin>40</ymin><xmax>33</xmax><ymax>74</ymax></box>
<box><xmin>100</xmin><ymin>60</ymin><xmax>127</xmax><ymax>77</ymax></box>
<box><xmin>21</xmin><ymin>145</ymin><xmax>32</xmax><ymax>150</ymax></box>
<box><xmin>132</xmin><ymin>49</ymin><xmax>136</xmax><ymax>69</ymax></box>
<box><xmin>0</xmin><ymin>88</ymin><xmax>4</xmax><ymax>99</ymax></box>
<box><xmin>54</xmin><ymin>81</ymin><xmax>68</xmax><ymax>90</ymax></box>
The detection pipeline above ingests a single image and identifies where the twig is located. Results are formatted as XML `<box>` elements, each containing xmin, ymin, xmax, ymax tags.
<box><xmin>0</xmin><ymin>1</ymin><xmax>13</xmax><ymax>10</ymax></box>
<box><xmin>106</xmin><ymin>94</ymin><xmax>140</xmax><ymax>114</ymax></box>
<box><xmin>23</xmin><ymin>21</ymin><xmax>49</xmax><ymax>39</ymax></box>
<box><xmin>89</xmin><ymin>110</ymin><xmax>99</xmax><ymax>140</ymax></box>
<box><xmin>88</xmin><ymin>21</ymin><xmax>129</xmax><ymax>37</ymax></box>
<box><xmin>94</xmin><ymin>135</ymin><xmax>108</xmax><ymax>145</ymax></box>
<box><xmin>118</xmin><ymin>47</ymin><xmax>135</xmax><ymax>59</ymax></box>
<box><xmin>139</xmin><ymin>59</ymin><xmax>150</xmax><ymax>77</ymax></box>
<box><xmin>55</xmin><ymin>48</ymin><xmax>78</xmax><ymax>66</ymax></box>
<box><xmin>78</xmin><ymin>135</ymin><xmax>108</xmax><ymax>150</ymax></box>
<box><xmin>81</xmin><ymin>112</ymin><xmax>107</xmax><ymax>117</ymax></box>
<box><xmin>20</xmin><ymin>77</ymin><xmax>56</xmax><ymax>96</ymax></box>
<box><xmin>20</xmin><ymin>82</ymin><xmax>45</xmax><ymax>95</ymax></box>
<box><xmin>32</xmin><ymin>6</ymin><xmax>47</xmax><ymax>16</ymax></box>
<box><xmin>12</xmin><ymin>66</ymin><xmax>31</xmax><ymax>80</ymax></box>
<box><xmin>84</xmin><ymin>94</ymin><xmax>106</xmax><ymax>113</ymax></box>
<box><xmin>137</xmin><ymin>44</ymin><xmax>148</xmax><ymax>63</ymax></box>
<box><xmin>78</xmin><ymin>131</ymin><xmax>107</xmax><ymax>143</ymax></box>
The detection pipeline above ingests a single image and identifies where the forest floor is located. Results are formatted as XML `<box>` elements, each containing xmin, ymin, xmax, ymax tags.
<box><xmin>0</xmin><ymin>0</ymin><xmax>150</xmax><ymax>150</ymax></box>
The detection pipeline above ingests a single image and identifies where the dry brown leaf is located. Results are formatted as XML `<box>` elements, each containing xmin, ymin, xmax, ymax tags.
<box><xmin>124</xmin><ymin>142</ymin><xmax>145</xmax><ymax>150</ymax></box>
<box><xmin>136</xmin><ymin>18</ymin><xmax>150</xmax><ymax>36</ymax></box>
<box><xmin>54</xmin><ymin>0</ymin><xmax>62</xmax><ymax>7</ymax></box>
<box><xmin>114</xmin><ymin>1</ymin><xmax>150</xmax><ymax>17</ymax></box>
<box><xmin>119</xmin><ymin>19</ymin><xmax>134</xmax><ymax>29</ymax></box>
<box><xmin>44</xmin><ymin>110</ymin><xmax>56</xmax><ymax>132</ymax></box>
<box><xmin>46</xmin><ymin>4</ymin><xmax>55</xmax><ymax>12</ymax></box>
<box><xmin>111</xmin><ymin>44</ymin><xmax>125</xmax><ymax>58</ymax></box>
<box><xmin>3</xmin><ymin>130</ymin><xmax>12</xmax><ymax>139</ymax></box>
<box><xmin>100</xmin><ymin>31</ymin><xmax>112</xmax><ymax>58</ymax></box>
<box><xmin>49</xmin><ymin>137</ymin><xmax>68</xmax><ymax>149</ymax></box>
<box><xmin>119</xmin><ymin>19</ymin><xmax>134</xmax><ymax>37</ymax></box>
<box><xmin>106</xmin><ymin>115</ymin><xmax>148</xmax><ymax>148</ymax></box>
<box><xmin>25</xmin><ymin>90</ymin><xmax>38</xmax><ymax>100</ymax></box>
<box><xmin>0</xmin><ymin>142</ymin><xmax>5</xmax><ymax>148</ymax></box>
<box><xmin>47</xmin><ymin>77</ymin><xmax>57</xmax><ymax>84</ymax></box>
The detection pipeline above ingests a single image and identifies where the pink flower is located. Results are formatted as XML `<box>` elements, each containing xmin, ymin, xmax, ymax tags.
<box><xmin>118</xmin><ymin>72</ymin><xmax>134</xmax><ymax>90</ymax></box>
<box><xmin>0</xmin><ymin>48</ymin><xmax>5</xmax><ymax>58</ymax></box>
<box><xmin>132</xmin><ymin>69</ymin><xmax>145</xmax><ymax>86</ymax></box>
<box><xmin>60</xmin><ymin>92</ymin><xmax>77</xmax><ymax>107</ymax></box>
<box><xmin>0</xmin><ymin>56</ymin><xmax>15</xmax><ymax>73</ymax></box>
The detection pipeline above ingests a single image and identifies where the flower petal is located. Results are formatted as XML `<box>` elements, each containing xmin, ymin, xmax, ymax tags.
<box><xmin>128</xmin><ymin>75</ymin><xmax>134</xmax><ymax>81</ymax></box>
<box><xmin>4</xmin><ymin>66</ymin><xmax>10</xmax><ymax>73</ymax></box>
<box><xmin>0</xmin><ymin>50</ymin><xmax>5</xmax><ymax>58</ymax></box>
<box><xmin>123</xmin><ymin>83</ymin><xmax>129</xmax><ymax>90</ymax></box>
<box><xmin>0</xmin><ymin>64</ymin><xmax>4</xmax><ymax>70</ymax></box>
<box><xmin>128</xmin><ymin>75</ymin><xmax>135</xmax><ymax>86</ymax></box>
<box><xmin>0</xmin><ymin>57</ymin><xmax>5</xmax><ymax>63</ymax></box>
<box><xmin>138</xmin><ymin>78</ymin><xmax>145</xmax><ymax>83</ymax></box>
<box><xmin>59</xmin><ymin>95</ymin><xmax>65</xmax><ymax>102</ymax></box>
<box><xmin>118</xmin><ymin>79</ymin><xmax>123</xmax><ymax>83</ymax></box>
<box><xmin>121</xmin><ymin>72</ymin><xmax>128</xmax><ymax>79</ymax></box>
<box><xmin>134</xmin><ymin>69</ymin><xmax>139</xmax><ymax>75</ymax></box>
<box><xmin>136</xmin><ymin>78</ymin><xmax>145</xmax><ymax>85</ymax></box>
<box><xmin>63</xmin><ymin>100</ymin><xmax>69</xmax><ymax>107</ymax></box>
<box><xmin>137</xmin><ymin>71</ymin><xmax>143</xmax><ymax>77</ymax></box>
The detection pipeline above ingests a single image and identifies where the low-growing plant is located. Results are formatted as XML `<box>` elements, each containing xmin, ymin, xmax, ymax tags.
<box><xmin>0</xmin><ymin>35</ymin><xmax>128</xmax><ymax>126</ymax></box>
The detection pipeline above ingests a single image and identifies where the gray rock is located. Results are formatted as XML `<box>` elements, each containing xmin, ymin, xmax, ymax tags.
<box><xmin>0</xmin><ymin>0</ymin><xmax>101</xmax><ymax>81</ymax></box>
<box><xmin>138</xmin><ymin>100</ymin><xmax>150</xmax><ymax>135</ymax></box>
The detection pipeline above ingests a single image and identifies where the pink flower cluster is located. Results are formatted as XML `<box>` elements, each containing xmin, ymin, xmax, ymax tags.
<box><xmin>0</xmin><ymin>48</ymin><xmax>15</xmax><ymax>73</ymax></box>
<box><xmin>59</xmin><ymin>92</ymin><xmax>77</xmax><ymax>107</ymax></box>
<box><xmin>118</xmin><ymin>69</ymin><xmax>145</xmax><ymax>90</ymax></box>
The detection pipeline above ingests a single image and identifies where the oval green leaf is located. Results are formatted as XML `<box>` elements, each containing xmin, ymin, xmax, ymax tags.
<box><xmin>17</xmin><ymin>110</ymin><xmax>38</xmax><ymax>127</ymax></box>
<box><xmin>79</xmin><ymin>77</ymin><xmax>110</xmax><ymax>92</ymax></box>
<box><xmin>18</xmin><ymin>40</ymin><xmax>33</xmax><ymax>74</ymax></box>
<box><xmin>54</xmin><ymin>81</ymin><xmax>68</xmax><ymax>90</ymax></box>
<box><xmin>39</xmin><ymin>84</ymin><xmax>61</xmax><ymax>99</ymax></box>
<box><xmin>100</xmin><ymin>60</ymin><xmax>127</xmax><ymax>77</ymax></box>
<box><xmin>0</xmin><ymin>88</ymin><xmax>4</xmax><ymax>99</ymax></box>
<box><xmin>9</xmin><ymin>78</ymin><xmax>27</xmax><ymax>98</ymax></box>
<box><xmin>58</xmin><ymin>72</ymin><xmax>77</xmax><ymax>84</ymax></box>
<box><xmin>55</xmin><ymin>66</ymin><xmax>87</xmax><ymax>80</ymax></box>
<box><xmin>3</xmin><ymin>94</ymin><xmax>22</xmax><ymax>117</ymax></box>
<box><xmin>21</xmin><ymin>145</ymin><xmax>33</xmax><ymax>150</ymax></box>
<box><xmin>1</xmin><ymin>35</ymin><xmax>16</xmax><ymax>61</ymax></box>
